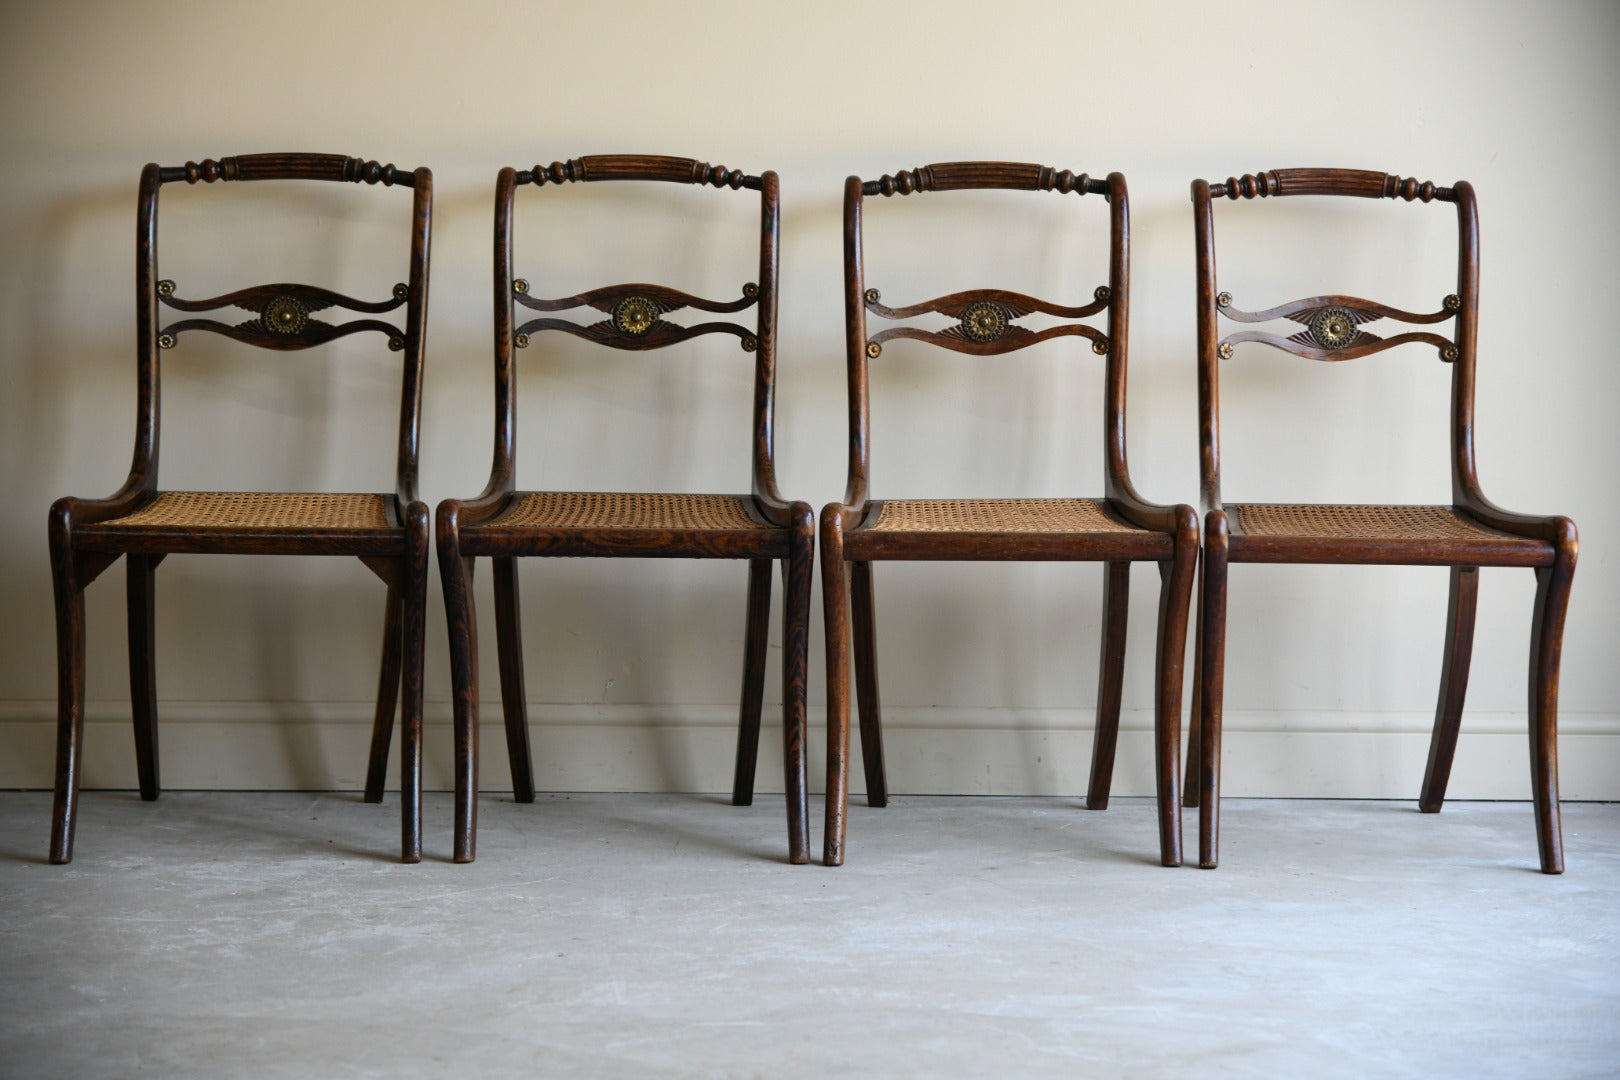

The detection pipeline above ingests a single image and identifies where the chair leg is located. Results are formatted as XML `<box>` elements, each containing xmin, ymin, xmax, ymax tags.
<box><xmin>399</xmin><ymin>506</ymin><xmax>428</xmax><ymax>864</ymax></box>
<box><xmin>363</xmin><ymin>587</ymin><xmax>402</xmax><ymax>804</ymax></box>
<box><xmin>1197</xmin><ymin>519</ymin><xmax>1229</xmax><ymax>869</ymax></box>
<box><xmin>440</xmin><ymin>532</ymin><xmax>479</xmax><ymax>863</ymax></box>
<box><xmin>850</xmin><ymin>560</ymin><xmax>888</xmax><ymax>808</ymax></box>
<box><xmin>49</xmin><ymin>549</ymin><xmax>88</xmax><ymax>865</ymax></box>
<box><xmin>1528</xmin><ymin>548</ymin><xmax>1575</xmax><ymax>874</ymax></box>
<box><xmin>127</xmin><ymin>553</ymin><xmax>161</xmax><ymax>802</ymax></box>
<box><xmin>1153</xmin><ymin>543</ymin><xmax>1196</xmax><ymax>868</ymax></box>
<box><xmin>731</xmin><ymin>559</ymin><xmax>773</xmax><ymax>807</ymax></box>
<box><xmin>1183</xmin><ymin>552</ymin><xmax>1204</xmax><ymax>809</ymax></box>
<box><xmin>820</xmin><ymin>508</ymin><xmax>852</xmax><ymax>866</ymax></box>
<box><xmin>1420</xmin><ymin>566</ymin><xmax>1478</xmax><ymax>813</ymax></box>
<box><xmin>1086</xmin><ymin>561</ymin><xmax>1130</xmax><ymax>811</ymax></box>
<box><xmin>493</xmin><ymin>557</ymin><xmax>535</xmax><ymax>803</ymax></box>
<box><xmin>782</xmin><ymin>503</ymin><xmax>815</xmax><ymax>865</ymax></box>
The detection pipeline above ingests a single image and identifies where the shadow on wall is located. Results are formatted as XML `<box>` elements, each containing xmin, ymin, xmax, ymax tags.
<box><xmin>5</xmin><ymin>184</ymin><xmax>133</xmax><ymax>702</ymax></box>
<box><xmin>11</xmin><ymin>175</ymin><xmax>414</xmax><ymax>788</ymax></box>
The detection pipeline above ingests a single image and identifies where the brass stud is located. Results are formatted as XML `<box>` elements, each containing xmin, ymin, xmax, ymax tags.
<box><xmin>388</xmin><ymin>336</ymin><xmax>405</xmax><ymax>352</ymax></box>
<box><xmin>1218</xmin><ymin>342</ymin><xmax>1234</xmax><ymax>359</ymax></box>
<box><xmin>1216</xmin><ymin>291</ymin><xmax>1232</xmax><ymax>308</ymax></box>
<box><xmin>742</xmin><ymin>282</ymin><xmax>759</xmax><ymax>299</ymax></box>
<box><xmin>157</xmin><ymin>332</ymin><xmax>176</xmax><ymax>350</ymax></box>
<box><xmin>1092</xmin><ymin>337</ymin><xmax>1109</xmax><ymax>355</ymax></box>
<box><xmin>392</xmin><ymin>283</ymin><xmax>409</xmax><ymax>301</ymax></box>
<box><xmin>1441</xmin><ymin>344</ymin><xmax>1459</xmax><ymax>362</ymax></box>
<box><xmin>1094</xmin><ymin>285</ymin><xmax>1112</xmax><ymax>302</ymax></box>
<box><xmin>866</xmin><ymin>341</ymin><xmax>881</xmax><ymax>358</ymax></box>
<box><xmin>863</xmin><ymin>288</ymin><xmax>880</xmax><ymax>304</ymax></box>
<box><xmin>741</xmin><ymin>334</ymin><xmax>758</xmax><ymax>353</ymax></box>
<box><xmin>514</xmin><ymin>332</ymin><xmax>530</xmax><ymax>349</ymax></box>
<box><xmin>157</xmin><ymin>279</ymin><xmax>175</xmax><ymax>297</ymax></box>
<box><xmin>513</xmin><ymin>278</ymin><xmax>529</xmax><ymax>295</ymax></box>
<box><xmin>1443</xmin><ymin>293</ymin><xmax>1461</xmax><ymax>311</ymax></box>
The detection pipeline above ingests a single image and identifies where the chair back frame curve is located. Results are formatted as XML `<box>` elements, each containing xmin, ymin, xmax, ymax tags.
<box><xmin>841</xmin><ymin>163</ymin><xmax>1169</xmax><ymax>526</ymax></box>
<box><xmin>477</xmin><ymin>155</ymin><xmax>791</xmax><ymax>528</ymax></box>
<box><xmin>123</xmin><ymin>153</ymin><xmax>433</xmax><ymax>527</ymax></box>
<box><xmin>1192</xmin><ymin>167</ymin><xmax>1561</xmax><ymax>545</ymax></box>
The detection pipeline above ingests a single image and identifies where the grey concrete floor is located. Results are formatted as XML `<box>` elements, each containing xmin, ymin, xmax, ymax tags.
<box><xmin>1</xmin><ymin>792</ymin><xmax>1617</xmax><ymax>1079</ymax></box>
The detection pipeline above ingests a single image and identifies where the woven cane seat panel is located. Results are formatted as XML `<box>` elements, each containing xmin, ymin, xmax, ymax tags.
<box><xmin>868</xmin><ymin>498</ymin><xmax>1140</xmax><ymax>535</ymax></box>
<box><xmin>102</xmin><ymin>492</ymin><xmax>392</xmax><ymax>532</ymax></box>
<box><xmin>1229</xmin><ymin>504</ymin><xmax>1520</xmax><ymax>542</ymax></box>
<box><xmin>488</xmin><ymin>492</ymin><xmax>767</xmax><ymax>532</ymax></box>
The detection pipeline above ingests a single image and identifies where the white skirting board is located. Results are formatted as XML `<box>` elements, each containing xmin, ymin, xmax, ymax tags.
<box><xmin>1</xmin><ymin>702</ymin><xmax>1617</xmax><ymax>799</ymax></box>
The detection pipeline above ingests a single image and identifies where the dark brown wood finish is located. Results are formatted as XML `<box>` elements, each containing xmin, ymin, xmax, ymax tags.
<box><xmin>1188</xmin><ymin>168</ymin><xmax>1577</xmax><ymax>873</ymax></box>
<box><xmin>47</xmin><ymin>153</ymin><xmax>433</xmax><ymax>864</ymax></box>
<box><xmin>436</xmin><ymin>155</ymin><xmax>812</xmax><ymax>864</ymax></box>
<box><xmin>491</xmin><ymin>558</ymin><xmax>535</xmax><ymax>804</ymax></box>
<box><xmin>363</xmin><ymin>587</ymin><xmax>403</xmax><ymax>803</ymax></box>
<box><xmin>820</xmin><ymin>164</ymin><xmax>1197</xmax><ymax>867</ymax></box>
<box><xmin>1421</xmin><ymin>565</ymin><xmax>1479</xmax><ymax>812</ymax></box>
<box><xmin>1086</xmin><ymin>561</ymin><xmax>1130</xmax><ymax>809</ymax></box>
<box><xmin>731</xmin><ymin>559</ymin><xmax>773</xmax><ymax>806</ymax></box>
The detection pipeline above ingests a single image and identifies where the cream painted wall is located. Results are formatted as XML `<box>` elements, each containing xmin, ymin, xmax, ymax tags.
<box><xmin>2</xmin><ymin>0</ymin><xmax>1616</xmax><ymax>800</ymax></box>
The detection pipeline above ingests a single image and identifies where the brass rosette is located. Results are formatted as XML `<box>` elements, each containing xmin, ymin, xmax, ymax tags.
<box><xmin>1309</xmin><ymin>306</ymin><xmax>1357</xmax><ymax>350</ymax></box>
<box><xmin>612</xmin><ymin>295</ymin><xmax>659</xmax><ymax>336</ymax></box>
<box><xmin>960</xmin><ymin>300</ymin><xmax>1008</xmax><ymax>343</ymax></box>
<box><xmin>262</xmin><ymin>295</ymin><xmax>310</xmax><ymax>336</ymax></box>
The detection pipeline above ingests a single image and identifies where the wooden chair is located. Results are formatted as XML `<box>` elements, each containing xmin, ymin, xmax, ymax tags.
<box><xmin>820</xmin><ymin>163</ymin><xmax>1198</xmax><ymax>867</ymax></box>
<box><xmin>47</xmin><ymin>153</ymin><xmax>433</xmax><ymax>864</ymax></box>
<box><xmin>437</xmin><ymin>155</ymin><xmax>813</xmax><ymax>864</ymax></box>
<box><xmin>1186</xmin><ymin>168</ymin><xmax>1578</xmax><ymax>873</ymax></box>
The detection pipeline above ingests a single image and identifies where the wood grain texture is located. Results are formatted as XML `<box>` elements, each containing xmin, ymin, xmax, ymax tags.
<box><xmin>1154</xmin><ymin>537</ymin><xmax>1197</xmax><ymax>868</ymax></box>
<box><xmin>780</xmin><ymin>502</ymin><xmax>815</xmax><ymax>864</ymax></box>
<box><xmin>1212</xmin><ymin>168</ymin><xmax>1452</xmax><ymax>202</ymax></box>
<box><xmin>45</xmin><ymin>153</ymin><xmax>433</xmax><ymax>864</ymax></box>
<box><xmin>849</xmin><ymin>561</ymin><xmax>886</xmax><ymax>808</ymax></box>
<box><xmin>819</xmin><ymin>505</ymin><xmax>851</xmax><ymax>866</ymax></box>
<box><xmin>438</xmin><ymin>157</ymin><xmax>809</xmax><ymax>866</ymax></box>
<box><xmin>1190</xmin><ymin>166</ymin><xmax>1577</xmax><ymax>872</ymax></box>
<box><xmin>1420</xmin><ymin>566</ymin><xmax>1478</xmax><ymax>813</ymax></box>
<box><xmin>492</xmin><ymin>557</ymin><xmax>535</xmax><ymax>804</ymax></box>
<box><xmin>1085</xmin><ymin>562</ymin><xmax>1130</xmax><ymax>811</ymax></box>
<box><xmin>514</xmin><ymin>281</ymin><xmax>757</xmax><ymax>314</ymax></box>
<box><xmin>159</xmin><ymin>153</ymin><xmax>413</xmax><ymax>186</ymax></box>
<box><xmin>1194</xmin><ymin>511</ymin><xmax>1229</xmax><ymax>869</ymax></box>
<box><xmin>864</xmin><ymin>162</ymin><xmax>1107</xmax><ymax>197</ymax></box>
<box><xmin>363</xmin><ymin>588</ymin><xmax>402</xmax><ymax>804</ymax></box>
<box><xmin>520</xmin><ymin>155</ymin><xmax>760</xmax><ymax>190</ymax></box>
<box><xmin>822</xmin><ymin>164</ymin><xmax>1192</xmax><ymax>869</ymax></box>
<box><xmin>513</xmin><ymin>315</ymin><xmax>756</xmax><ymax>353</ymax></box>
